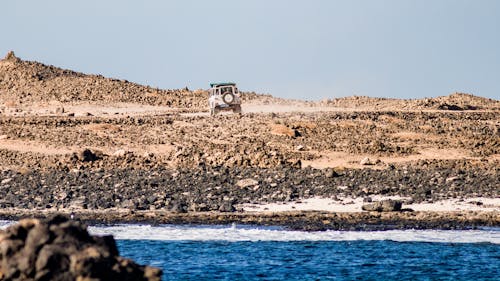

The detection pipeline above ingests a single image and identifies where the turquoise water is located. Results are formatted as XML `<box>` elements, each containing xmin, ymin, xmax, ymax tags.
<box><xmin>118</xmin><ymin>239</ymin><xmax>499</xmax><ymax>280</ymax></box>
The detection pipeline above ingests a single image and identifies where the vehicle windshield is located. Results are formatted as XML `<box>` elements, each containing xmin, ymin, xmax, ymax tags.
<box><xmin>220</xmin><ymin>87</ymin><xmax>233</xmax><ymax>94</ymax></box>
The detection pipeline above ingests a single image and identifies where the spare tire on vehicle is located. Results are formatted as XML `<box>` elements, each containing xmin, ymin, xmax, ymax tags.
<box><xmin>222</xmin><ymin>93</ymin><xmax>235</xmax><ymax>104</ymax></box>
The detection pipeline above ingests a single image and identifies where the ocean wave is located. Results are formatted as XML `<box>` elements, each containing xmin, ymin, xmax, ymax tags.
<box><xmin>1</xmin><ymin>221</ymin><xmax>498</xmax><ymax>243</ymax></box>
<box><xmin>89</xmin><ymin>224</ymin><xmax>500</xmax><ymax>244</ymax></box>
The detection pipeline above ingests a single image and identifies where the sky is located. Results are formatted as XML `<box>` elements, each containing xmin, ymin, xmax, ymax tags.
<box><xmin>2</xmin><ymin>0</ymin><xmax>499</xmax><ymax>100</ymax></box>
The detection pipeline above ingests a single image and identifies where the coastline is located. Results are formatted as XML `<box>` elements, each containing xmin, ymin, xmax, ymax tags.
<box><xmin>1</xmin><ymin>208</ymin><xmax>498</xmax><ymax>231</ymax></box>
<box><xmin>1</xmin><ymin>54</ymin><xmax>499</xmax><ymax>233</ymax></box>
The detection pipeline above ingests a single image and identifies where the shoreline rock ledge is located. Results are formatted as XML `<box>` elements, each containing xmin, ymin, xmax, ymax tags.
<box><xmin>0</xmin><ymin>215</ymin><xmax>162</xmax><ymax>281</ymax></box>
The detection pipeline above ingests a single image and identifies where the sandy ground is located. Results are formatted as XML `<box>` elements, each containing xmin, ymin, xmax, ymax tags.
<box><xmin>2</xmin><ymin>102</ymin><xmax>343</xmax><ymax>118</ymax></box>
<box><xmin>301</xmin><ymin>148</ymin><xmax>485</xmax><ymax>170</ymax></box>
<box><xmin>2</xmin><ymin>102</ymin><xmax>180</xmax><ymax>117</ymax></box>
<box><xmin>238</xmin><ymin>196</ymin><xmax>500</xmax><ymax>213</ymax></box>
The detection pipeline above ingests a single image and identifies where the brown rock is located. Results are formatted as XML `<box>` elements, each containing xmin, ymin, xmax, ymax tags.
<box><xmin>270</xmin><ymin>124</ymin><xmax>300</xmax><ymax>138</ymax></box>
<box><xmin>3</xmin><ymin>51</ymin><xmax>20</xmax><ymax>62</ymax></box>
<box><xmin>78</xmin><ymin>149</ymin><xmax>102</xmax><ymax>162</ymax></box>
<box><xmin>362</xmin><ymin>200</ymin><xmax>402</xmax><ymax>212</ymax></box>
<box><xmin>236</xmin><ymin>178</ymin><xmax>259</xmax><ymax>188</ymax></box>
<box><xmin>0</xmin><ymin>216</ymin><xmax>162</xmax><ymax>281</ymax></box>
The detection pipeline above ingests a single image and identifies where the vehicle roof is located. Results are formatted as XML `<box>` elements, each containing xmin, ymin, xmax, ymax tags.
<box><xmin>210</xmin><ymin>82</ymin><xmax>236</xmax><ymax>87</ymax></box>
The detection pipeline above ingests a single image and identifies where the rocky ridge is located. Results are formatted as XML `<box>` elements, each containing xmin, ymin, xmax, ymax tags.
<box><xmin>1</xmin><ymin>51</ymin><xmax>499</xmax><ymax>112</ymax></box>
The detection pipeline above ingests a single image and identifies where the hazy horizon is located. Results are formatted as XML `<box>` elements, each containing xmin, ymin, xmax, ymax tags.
<box><xmin>2</xmin><ymin>1</ymin><xmax>499</xmax><ymax>100</ymax></box>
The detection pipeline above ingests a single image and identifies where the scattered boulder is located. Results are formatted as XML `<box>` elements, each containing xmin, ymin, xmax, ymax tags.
<box><xmin>437</xmin><ymin>103</ymin><xmax>479</xmax><ymax>111</ymax></box>
<box><xmin>1</xmin><ymin>178</ymin><xmax>12</xmax><ymax>184</ymax></box>
<box><xmin>270</xmin><ymin>124</ymin><xmax>301</xmax><ymax>138</ymax></box>
<box><xmin>55</xmin><ymin>107</ymin><xmax>65</xmax><ymax>114</ymax></box>
<box><xmin>360</xmin><ymin>157</ymin><xmax>374</xmax><ymax>165</ymax></box>
<box><xmin>219</xmin><ymin>201</ymin><xmax>236</xmax><ymax>212</ymax></box>
<box><xmin>323</xmin><ymin>168</ymin><xmax>339</xmax><ymax>178</ymax></box>
<box><xmin>169</xmin><ymin>201</ymin><xmax>187</xmax><ymax>213</ymax></box>
<box><xmin>290</xmin><ymin>159</ymin><xmax>302</xmax><ymax>169</ymax></box>
<box><xmin>437</xmin><ymin>103</ymin><xmax>463</xmax><ymax>111</ymax></box>
<box><xmin>0</xmin><ymin>216</ymin><xmax>162</xmax><ymax>281</ymax></box>
<box><xmin>362</xmin><ymin>200</ymin><xmax>402</xmax><ymax>212</ymax></box>
<box><xmin>78</xmin><ymin>149</ymin><xmax>103</xmax><ymax>162</ymax></box>
<box><xmin>468</xmin><ymin>200</ymin><xmax>483</xmax><ymax>206</ymax></box>
<box><xmin>236</xmin><ymin>178</ymin><xmax>259</xmax><ymax>188</ymax></box>
<box><xmin>113</xmin><ymin>149</ymin><xmax>129</xmax><ymax>157</ymax></box>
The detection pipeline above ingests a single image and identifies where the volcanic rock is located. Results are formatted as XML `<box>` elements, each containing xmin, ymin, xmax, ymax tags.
<box><xmin>362</xmin><ymin>200</ymin><xmax>403</xmax><ymax>212</ymax></box>
<box><xmin>0</xmin><ymin>215</ymin><xmax>162</xmax><ymax>281</ymax></box>
<box><xmin>360</xmin><ymin>157</ymin><xmax>376</xmax><ymax>165</ymax></box>
<box><xmin>219</xmin><ymin>201</ymin><xmax>236</xmax><ymax>212</ymax></box>
<box><xmin>323</xmin><ymin>168</ymin><xmax>339</xmax><ymax>178</ymax></box>
<box><xmin>270</xmin><ymin>124</ymin><xmax>300</xmax><ymax>138</ymax></box>
<box><xmin>236</xmin><ymin>178</ymin><xmax>259</xmax><ymax>188</ymax></box>
<box><xmin>78</xmin><ymin>149</ymin><xmax>102</xmax><ymax>162</ymax></box>
<box><xmin>438</xmin><ymin>103</ymin><xmax>463</xmax><ymax>111</ymax></box>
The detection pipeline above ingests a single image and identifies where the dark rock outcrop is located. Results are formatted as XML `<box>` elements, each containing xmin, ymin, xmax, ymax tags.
<box><xmin>0</xmin><ymin>215</ymin><xmax>162</xmax><ymax>281</ymax></box>
<box><xmin>362</xmin><ymin>200</ymin><xmax>403</xmax><ymax>212</ymax></box>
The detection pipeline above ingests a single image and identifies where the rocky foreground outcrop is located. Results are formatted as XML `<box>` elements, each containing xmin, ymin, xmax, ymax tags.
<box><xmin>0</xmin><ymin>216</ymin><xmax>161</xmax><ymax>281</ymax></box>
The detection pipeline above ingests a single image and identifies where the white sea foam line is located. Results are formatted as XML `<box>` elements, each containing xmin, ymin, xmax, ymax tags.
<box><xmin>0</xmin><ymin>220</ymin><xmax>15</xmax><ymax>228</ymax></box>
<box><xmin>1</xmin><ymin>221</ymin><xmax>498</xmax><ymax>244</ymax></box>
<box><xmin>87</xmin><ymin>224</ymin><xmax>500</xmax><ymax>244</ymax></box>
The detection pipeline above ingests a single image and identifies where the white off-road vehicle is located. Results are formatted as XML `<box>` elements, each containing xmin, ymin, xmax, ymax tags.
<box><xmin>208</xmin><ymin>82</ymin><xmax>242</xmax><ymax>116</ymax></box>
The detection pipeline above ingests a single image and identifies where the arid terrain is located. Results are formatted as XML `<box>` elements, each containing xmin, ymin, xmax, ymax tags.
<box><xmin>0</xmin><ymin>51</ymin><xmax>498</xmax><ymax>230</ymax></box>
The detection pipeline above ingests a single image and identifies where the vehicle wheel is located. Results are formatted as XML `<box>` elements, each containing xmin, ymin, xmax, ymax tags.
<box><xmin>222</xmin><ymin>93</ymin><xmax>235</xmax><ymax>104</ymax></box>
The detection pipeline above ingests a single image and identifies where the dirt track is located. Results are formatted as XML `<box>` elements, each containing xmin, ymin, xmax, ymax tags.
<box><xmin>0</xmin><ymin>51</ymin><xmax>499</xmax><ymax>230</ymax></box>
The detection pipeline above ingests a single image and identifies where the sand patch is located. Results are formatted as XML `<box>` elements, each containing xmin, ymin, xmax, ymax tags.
<box><xmin>302</xmin><ymin>148</ymin><xmax>474</xmax><ymax>169</ymax></box>
<box><xmin>238</xmin><ymin>196</ymin><xmax>500</xmax><ymax>213</ymax></box>
<box><xmin>0</xmin><ymin>139</ymin><xmax>73</xmax><ymax>155</ymax></box>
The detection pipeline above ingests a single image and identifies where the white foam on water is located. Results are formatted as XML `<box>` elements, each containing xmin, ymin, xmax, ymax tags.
<box><xmin>0</xmin><ymin>220</ymin><xmax>15</xmax><ymax>229</ymax></box>
<box><xmin>1</xmin><ymin>221</ymin><xmax>498</xmax><ymax>244</ymax></box>
<box><xmin>88</xmin><ymin>224</ymin><xmax>500</xmax><ymax>244</ymax></box>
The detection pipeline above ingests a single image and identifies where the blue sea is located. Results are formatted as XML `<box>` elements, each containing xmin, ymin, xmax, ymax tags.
<box><xmin>92</xmin><ymin>224</ymin><xmax>500</xmax><ymax>281</ymax></box>
<box><xmin>2</xmin><ymin>222</ymin><xmax>499</xmax><ymax>280</ymax></box>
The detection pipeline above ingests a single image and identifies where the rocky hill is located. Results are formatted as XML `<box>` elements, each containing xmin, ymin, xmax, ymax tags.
<box><xmin>0</xmin><ymin>51</ymin><xmax>207</xmax><ymax>108</ymax></box>
<box><xmin>320</xmin><ymin>93</ymin><xmax>500</xmax><ymax>111</ymax></box>
<box><xmin>1</xmin><ymin>51</ymin><xmax>498</xmax><ymax>112</ymax></box>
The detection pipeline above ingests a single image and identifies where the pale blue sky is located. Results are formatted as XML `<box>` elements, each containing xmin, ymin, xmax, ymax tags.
<box><xmin>2</xmin><ymin>0</ymin><xmax>499</xmax><ymax>100</ymax></box>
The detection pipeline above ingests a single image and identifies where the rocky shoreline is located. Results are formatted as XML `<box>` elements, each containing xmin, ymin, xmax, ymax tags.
<box><xmin>1</xmin><ymin>52</ymin><xmax>499</xmax><ymax>232</ymax></box>
<box><xmin>0</xmin><ymin>163</ymin><xmax>498</xmax><ymax>211</ymax></box>
<box><xmin>1</xmin><ymin>161</ymin><xmax>498</xmax><ymax>231</ymax></box>
<box><xmin>1</xmin><ymin>209</ymin><xmax>498</xmax><ymax>232</ymax></box>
